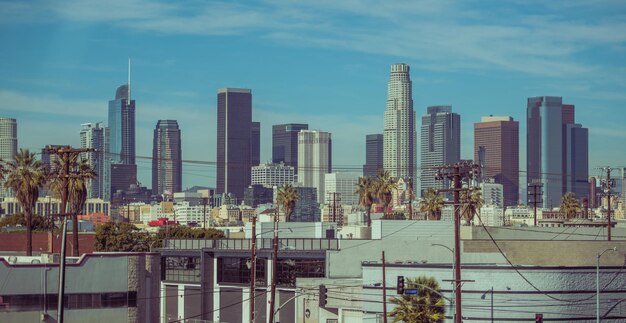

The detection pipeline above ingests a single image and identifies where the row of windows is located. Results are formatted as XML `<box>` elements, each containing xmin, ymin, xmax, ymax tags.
<box><xmin>0</xmin><ymin>292</ymin><xmax>136</xmax><ymax>312</ymax></box>
<box><xmin>163</xmin><ymin>256</ymin><xmax>201</xmax><ymax>283</ymax></box>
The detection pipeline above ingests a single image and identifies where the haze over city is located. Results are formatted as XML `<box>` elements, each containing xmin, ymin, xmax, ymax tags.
<box><xmin>1</xmin><ymin>0</ymin><xmax>626</xmax><ymax>190</ymax></box>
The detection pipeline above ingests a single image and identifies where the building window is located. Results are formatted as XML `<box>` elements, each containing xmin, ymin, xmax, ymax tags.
<box><xmin>217</xmin><ymin>257</ymin><xmax>266</xmax><ymax>285</ymax></box>
<box><xmin>276</xmin><ymin>259</ymin><xmax>325</xmax><ymax>287</ymax></box>
<box><xmin>163</xmin><ymin>256</ymin><xmax>201</xmax><ymax>283</ymax></box>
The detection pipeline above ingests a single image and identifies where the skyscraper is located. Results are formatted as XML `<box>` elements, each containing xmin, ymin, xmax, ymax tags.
<box><xmin>383</xmin><ymin>63</ymin><xmax>416</xmax><ymax>180</ymax></box>
<box><xmin>250</xmin><ymin>121</ymin><xmax>261</xmax><ymax>167</ymax></box>
<box><xmin>0</xmin><ymin>118</ymin><xmax>17</xmax><ymax>198</ymax></box>
<box><xmin>272</xmin><ymin>123</ymin><xmax>308</xmax><ymax>172</ymax></box>
<box><xmin>420</xmin><ymin>106</ymin><xmax>461</xmax><ymax>195</ymax></box>
<box><xmin>565</xmin><ymin>123</ymin><xmax>589</xmax><ymax>199</ymax></box>
<box><xmin>527</xmin><ymin>97</ymin><xmax>589</xmax><ymax>208</ymax></box>
<box><xmin>80</xmin><ymin>123</ymin><xmax>109</xmax><ymax>200</ymax></box>
<box><xmin>108</xmin><ymin>83</ymin><xmax>137</xmax><ymax>194</ymax></box>
<box><xmin>474</xmin><ymin>116</ymin><xmax>519</xmax><ymax>206</ymax></box>
<box><xmin>216</xmin><ymin>88</ymin><xmax>252</xmax><ymax>198</ymax></box>
<box><xmin>108</xmin><ymin>84</ymin><xmax>135</xmax><ymax>165</ymax></box>
<box><xmin>298</xmin><ymin>130</ymin><xmax>332</xmax><ymax>204</ymax></box>
<box><xmin>363</xmin><ymin>134</ymin><xmax>383</xmax><ymax>177</ymax></box>
<box><xmin>152</xmin><ymin>120</ymin><xmax>182</xmax><ymax>195</ymax></box>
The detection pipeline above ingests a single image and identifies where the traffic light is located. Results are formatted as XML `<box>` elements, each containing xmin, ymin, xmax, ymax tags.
<box><xmin>319</xmin><ymin>284</ymin><xmax>328</xmax><ymax>307</ymax></box>
<box><xmin>397</xmin><ymin>276</ymin><xmax>405</xmax><ymax>294</ymax></box>
<box><xmin>535</xmin><ymin>313</ymin><xmax>543</xmax><ymax>323</ymax></box>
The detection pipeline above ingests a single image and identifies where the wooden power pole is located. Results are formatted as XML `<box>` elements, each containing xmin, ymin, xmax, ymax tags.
<box><xmin>434</xmin><ymin>161</ymin><xmax>481</xmax><ymax>323</ymax></box>
<box><xmin>42</xmin><ymin>146</ymin><xmax>94</xmax><ymax>323</ymax></box>
<box><xmin>528</xmin><ymin>181</ymin><xmax>543</xmax><ymax>226</ymax></box>
<box><xmin>249</xmin><ymin>215</ymin><xmax>257</xmax><ymax>323</ymax></box>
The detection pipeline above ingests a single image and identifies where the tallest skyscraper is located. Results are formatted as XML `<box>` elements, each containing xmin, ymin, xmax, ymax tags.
<box><xmin>108</xmin><ymin>61</ymin><xmax>137</xmax><ymax>195</ymax></box>
<box><xmin>383</xmin><ymin>63</ymin><xmax>416</xmax><ymax>180</ymax></box>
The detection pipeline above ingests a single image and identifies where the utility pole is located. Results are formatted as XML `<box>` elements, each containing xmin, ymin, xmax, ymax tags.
<box><xmin>602</xmin><ymin>167</ymin><xmax>613</xmax><ymax>241</ymax></box>
<box><xmin>42</xmin><ymin>146</ymin><xmax>94</xmax><ymax>323</ymax></box>
<box><xmin>407</xmin><ymin>177</ymin><xmax>414</xmax><ymax>220</ymax></box>
<box><xmin>528</xmin><ymin>181</ymin><xmax>543</xmax><ymax>226</ymax></box>
<box><xmin>434</xmin><ymin>161</ymin><xmax>481</xmax><ymax>323</ymax></box>
<box><xmin>382</xmin><ymin>251</ymin><xmax>388</xmax><ymax>323</ymax></box>
<box><xmin>249</xmin><ymin>215</ymin><xmax>257</xmax><ymax>323</ymax></box>
<box><xmin>268</xmin><ymin>207</ymin><xmax>279</xmax><ymax>323</ymax></box>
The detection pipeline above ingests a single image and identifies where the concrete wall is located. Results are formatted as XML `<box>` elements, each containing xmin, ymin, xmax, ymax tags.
<box><xmin>0</xmin><ymin>232</ymin><xmax>96</xmax><ymax>255</ymax></box>
<box><xmin>371</xmin><ymin>220</ymin><xmax>454</xmax><ymax>241</ymax></box>
<box><xmin>0</xmin><ymin>253</ymin><xmax>159</xmax><ymax>323</ymax></box>
<box><xmin>463</xmin><ymin>225</ymin><xmax>626</xmax><ymax>241</ymax></box>
<box><xmin>363</xmin><ymin>264</ymin><xmax>626</xmax><ymax>322</ymax></box>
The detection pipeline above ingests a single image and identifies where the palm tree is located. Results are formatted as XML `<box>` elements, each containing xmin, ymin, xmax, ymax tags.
<box><xmin>460</xmin><ymin>189</ymin><xmax>483</xmax><ymax>225</ymax></box>
<box><xmin>277</xmin><ymin>183</ymin><xmax>298</xmax><ymax>222</ymax></box>
<box><xmin>355</xmin><ymin>176</ymin><xmax>375</xmax><ymax>227</ymax></box>
<box><xmin>48</xmin><ymin>153</ymin><xmax>97</xmax><ymax>256</ymax></box>
<box><xmin>3</xmin><ymin>149</ymin><xmax>46</xmax><ymax>256</ymax></box>
<box><xmin>405</xmin><ymin>177</ymin><xmax>415</xmax><ymax>220</ymax></box>
<box><xmin>389</xmin><ymin>276</ymin><xmax>446</xmax><ymax>323</ymax></box>
<box><xmin>560</xmin><ymin>192</ymin><xmax>581</xmax><ymax>221</ymax></box>
<box><xmin>374</xmin><ymin>170</ymin><xmax>396</xmax><ymax>218</ymax></box>
<box><xmin>419</xmin><ymin>188</ymin><xmax>444</xmax><ymax>220</ymax></box>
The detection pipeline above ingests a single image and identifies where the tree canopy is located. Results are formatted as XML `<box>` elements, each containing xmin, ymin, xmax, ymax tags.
<box><xmin>95</xmin><ymin>222</ymin><xmax>225</xmax><ymax>252</ymax></box>
<box><xmin>389</xmin><ymin>276</ymin><xmax>446</xmax><ymax>323</ymax></box>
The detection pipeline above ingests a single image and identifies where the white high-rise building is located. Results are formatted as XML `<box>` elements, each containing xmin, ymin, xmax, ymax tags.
<box><xmin>0</xmin><ymin>118</ymin><xmax>17</xmax><ymax>198</ymax></box>
<box><xmin>383</xmin><ymin>63</ymin><xmax>416</xmax><ymax>180</ymax></box>
<box><xmin>251</xmin><ymin>162</ymin><xmax>295</xmax><ymax>188</ymax></box>
<box><xmin>324</xmin><ymin>172</ymin><xmax>361</xmax><ymax>206</ymax></box>
<box><xmin>298</xmin><ymin>130</ymin><xmax>332</xmax><ymax>204</ymax></box>
<box><xmin>480</xmin><ymin>180</ymin><xmax>504</xmax><ymax>208</ymax></box>
<box><xmin>80</xmin><ymin>123</ymin><xmax>110</xmax><ymax>200</ymax></box>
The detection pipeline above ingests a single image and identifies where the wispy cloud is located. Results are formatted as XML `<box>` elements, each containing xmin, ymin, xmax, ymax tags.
<box><xmin>3</xmin><ymin>0</ymin><xmax>625</xmax><ymax>80</ymax></box>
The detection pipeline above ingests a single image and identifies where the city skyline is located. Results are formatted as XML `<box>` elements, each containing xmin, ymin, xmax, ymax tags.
<box><xmin>1</xmin><ymin>1</ymin><xmax>625</xmax><ymax>190</ymax></box>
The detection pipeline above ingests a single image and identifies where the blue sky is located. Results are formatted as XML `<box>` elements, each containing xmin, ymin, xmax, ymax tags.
<box><xmin>1</xmin><ymin>0</ymin><xmax>625</xmax><ymax>189</ymax></box>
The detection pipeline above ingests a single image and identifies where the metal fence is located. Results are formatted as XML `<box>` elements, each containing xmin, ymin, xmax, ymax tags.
<box><xmin>163</xmin><ymin>238</ymin><xmax>339</xmax><ymax>251</ymax></box>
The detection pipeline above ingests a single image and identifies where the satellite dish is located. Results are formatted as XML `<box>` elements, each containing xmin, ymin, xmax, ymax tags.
<box><xmin>31</xmin><ymin>259</ymin><xmax>41</xmax><ymax>264</ymax></box>
<box><xmin>7</xmin><ymin>256</ymin><xmax>17</xmax><ymax>264</ymax></box>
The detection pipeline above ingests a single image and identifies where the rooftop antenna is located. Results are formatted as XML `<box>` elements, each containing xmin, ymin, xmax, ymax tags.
<box><xmin>128</xmin><ymin>57</ymin><xmax>131</xmax><ymax>101</ymax></box>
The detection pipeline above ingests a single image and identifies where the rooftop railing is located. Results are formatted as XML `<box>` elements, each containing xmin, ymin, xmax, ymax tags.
<box><xmin>162</xmin><ymin>238</ymin><xmax>339</xmax><ymax>251</ymax></box>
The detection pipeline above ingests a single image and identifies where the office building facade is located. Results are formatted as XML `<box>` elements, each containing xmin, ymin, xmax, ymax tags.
<box><xmin>152</xmin><ymin>120</ymin><xmax>182</xmax><ymax>196</ymax></box>
<box><xmin>298</xmin><ymin>130</ymin><xmax>332</xmax><ymax>204</ymax></box>
<box><xmin>363</xmin><ymin>134</ymin><xmax>383</xmax><ymax>177</ymax></box>
<box><xmin>251</xmin><ymin>162</ymin><xmax>295</xmax><ymax>188</ymax></box>
<box><xmin>250</xmin><ymin>121</ymin><xmax>261</xmax><ymax>167</ymax></box>
<box><xmin>80</xmin><ymin>123</ymin><xmax>110</xmax><ymax>200</ymax></box>
<box><xmin>420</xmin><ymin>106</ymin><xmax>461</xmax><ymax>195</ymax></box>
<box><xmin>527</xmin><ymin>97</ymin><xmax>589</xmax><ymax>208</ymax></box>
<box><xmin>216</xmin><ymin>88</ymin><xmax>252</xmax><ymax>198</ymax></box>
<box><xmin>383</xmin><ymin>63</ymin><xmax>416</xmax><ymax>180</ymax></box>
<box><xmin>272</xmin><ymin>123</ymin><xmax>308</xmax><ymax>172</ymax></box>
<box><xmin>0</xmin><ymin>118</ymin><xmax>17</xmax><ymax>198</ymax></box>
<box><xmin>324</xmin><ymin>172</ymin><xmax>361</xmax><ymax>206</ymax></box>
<box><xmin>474</xmin><ymin>116</ymin><xmax>519</xmax><ymax>206</ymax></box>
<box><xmin>108</xmin><ymin>84</ymin><xmax>135</xmax><ymax>165</ymax></box>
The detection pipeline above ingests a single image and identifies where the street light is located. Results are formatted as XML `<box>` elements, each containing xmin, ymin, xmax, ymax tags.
<box><xmin>480</xmin><ymin>286</ymin><xmax>493</xmax><ymax>323</ymax></box>
<box><xmin>597</xmin><ymin>247</ymin><xmax>617</xmax><ymax>323</ymax></box>
<box><xmin>432</xmin><ymin>244</ymin><xmax>455</xmax><ymax>320</ymax></box>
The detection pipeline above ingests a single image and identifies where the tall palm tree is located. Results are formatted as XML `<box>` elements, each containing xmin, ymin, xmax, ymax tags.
<box><xmin>374</xmin><ymin>170</ymin><xmax>396</xmax><ymax>218</ymax></box>
<box><xmin>389</xmin><ymin>276</ymin><xmax>446</xmax><ymax>322</ymax></box>
<box><xmin>355</xmin><ymin>176</ymin><xmax>375</xmax><ymax>227</ymax></box>
<box><xmin>405</xmin><ymin>177</ymin><xmax>415</xmax><ymax>220</ymax></box>
<box><xmin>277</xmin><ymin>183</ymin><xmax>298</xmax><ymax>222</ymax></box>
<box><xmin>48</xmin><ymin>153</ymin><xmax>97</xmax><ymax>256</ymax></box>
<box><xmin>419</xmin><ymin>188</ymin><xmax>444</xmax><ymax>220</ymax></box>
<box><xmin>560</xmin><ymin>192</ymin><xmax>581</xmax><ymax>220</ymax></box>
<box><xmin>461</xmin><ymin>189</ymin><xmax>483</xmax><ymax>225</ymax></box>
<box><xmin>3</xmin><ymin>149</ymin><xmax>46</xmax><ymax>256</ymax></box>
